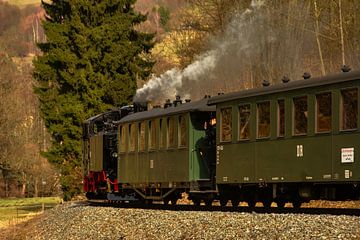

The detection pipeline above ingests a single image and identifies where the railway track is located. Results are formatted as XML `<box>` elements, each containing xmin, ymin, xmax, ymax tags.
<box><xmin>86</xmin><ymin>200</ymin><xmax>360</xmax><ymax>216</ymax></box>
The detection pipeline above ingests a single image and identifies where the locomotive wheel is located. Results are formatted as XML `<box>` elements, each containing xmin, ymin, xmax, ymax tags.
<box><xmin>231</xmin><ymin>199</ymin><xmax>240</xmax><ymax>207</ymax></box>
<box><xmin>219</xmin><ymin>198</ymin><xmax>228</xmax><ymax>207</ymax></box>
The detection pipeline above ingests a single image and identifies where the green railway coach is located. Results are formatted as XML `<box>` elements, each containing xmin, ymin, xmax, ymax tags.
<box><xmin>117</xmin><ymin>98</ymin><xmax>216</xmax><ymax>204</ymax></box>
<box><xmin>208</xmin><ymin>70</ymin><xmax>360</xmax><ymax>207</ymax></box>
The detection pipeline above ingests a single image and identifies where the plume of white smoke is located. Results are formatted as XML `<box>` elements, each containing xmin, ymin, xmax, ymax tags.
<box><xmin>134</xmin><ymin>0</ymin><xmax>297</xmax><ymax>103</ymax></box>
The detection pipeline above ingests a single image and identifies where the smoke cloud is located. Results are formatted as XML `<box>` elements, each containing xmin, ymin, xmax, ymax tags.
<box><xmin>134</xmin><ymin>0</ymin><xmax>310</xmax><ymax>103</ymax></box>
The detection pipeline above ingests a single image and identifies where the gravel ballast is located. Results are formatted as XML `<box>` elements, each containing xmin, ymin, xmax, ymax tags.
<box><xmin>19</xmin><ymin>203</ymin><xmax>360</xmax><ymax>240</ymax></box>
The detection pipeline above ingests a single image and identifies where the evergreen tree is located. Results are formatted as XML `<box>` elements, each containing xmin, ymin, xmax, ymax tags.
<box><xmin>33</xmin><ymin>0</ymin><xmax>154</xmax><ymax>200</ymax></box>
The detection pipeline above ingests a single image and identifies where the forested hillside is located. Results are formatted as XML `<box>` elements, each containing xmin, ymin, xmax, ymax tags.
<box><xmin>0</xmin><ymin>1</ymin><xmax>59</xmax><ymax>198</ymax></box>
<box><xmin>135</xmin><ymin>0</ymin><xmax>360</xmax><ymax>104</ymax></box>
<box><xmin>1</xmin><ymin>0</ymin><xmax>360</xmax><ymax>199</ymax></box>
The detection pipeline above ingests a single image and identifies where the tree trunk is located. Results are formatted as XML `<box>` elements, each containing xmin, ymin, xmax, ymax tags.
<box><xmin>21</xmin><ymin>172</ymin><xmax>26</xmax><ymax>197</ymax></box>
<box><xmin>338</xmin><ymin>0</ymin><xmax>345</xmax><ymax>65</ymax></box>
<box><xmin>313</xmin><ymin>0</ymin><xmax>326</xmax><ymax>75</ymax></box>
<box><xmin>34</xmin><ymin>178</ymin><xmax>38</xmax><ymax>197</ymax></box>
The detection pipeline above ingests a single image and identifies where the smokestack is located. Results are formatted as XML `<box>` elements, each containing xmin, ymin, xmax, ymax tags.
<box><xmin>133</xmin><ymin>102</ymin><xmax>148</xmax><ymax>112</ymax></box>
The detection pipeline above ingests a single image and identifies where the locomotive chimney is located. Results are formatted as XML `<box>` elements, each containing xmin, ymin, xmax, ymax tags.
<box><xmin>133</xmin><ymin>101</ymin><xmax>148</xmax><ymax>112</ymax></box>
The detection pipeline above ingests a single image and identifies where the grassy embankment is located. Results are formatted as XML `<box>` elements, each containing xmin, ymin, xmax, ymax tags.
<box><xmin>6</xmin><ymin>0</ymin><xmax>41</xmax><ymax>7</ymax></box>
<box><xmin>0</xmin><ymin>197</ymin><xmax>62</xmax><ymax>229</ymax></box>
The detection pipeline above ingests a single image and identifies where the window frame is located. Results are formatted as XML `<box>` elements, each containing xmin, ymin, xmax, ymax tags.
<box><xmin>238</xmin><ymin>103</ymin><xmax>251</xmax><ymax>141</ymax></box>
<box><xmin>315</xmin><ymin>92</ymin><xmax>332</xmax><ymax>134</ymax></box>
<box><xmin>277</xmin><ymin>99</ymin><xmax>285</xmax><ymax>138</ymax></box>
<box><xmin>119</xmin><ymin>125</ymin><xmax>127</xmax><ymax>153</ymax></box>
<box><xmin>220</xmin><ymin>107</ymin><xmax>233</xmax><ymax>143</ymax></box>
<box><xmin>178</xmin><ymin>115</ymin><xmax>187</xmax><ymax>147</ymax></box>
<box><xmin>167</xmin><ymin>117</ymin><xmax>176</xmax><ymax>149</ymax></box>
<box><xmin>148</xmin><ymin>120</ymin><xmax>157</xmax><ymax>151</ymax></box>
<box><xmin>292</xmin><ymin>95</ymin><xmax>308</xmax><ymax>136</ymax></box>
<box><xmin>256</xmin><ymin>101</ymin><xmax>271</xmax><ymax>139</ymax></box>
<box><xmin>340</xmin><ymin>87</ymin><xmax>358</xmax><ymax>132</ymax></box>
<box><xmin>138</xmin><ymin>121</ymin><xmax>146</xmax><ymax>152</ymax></box>
<box><xmin>129</xmin><ymin>123</ymin><xmax>136</xmax><ymax>152</ymax></box>
<box><xmin>160</xmin><ymin>118</ymin><xmax>167</xmax><ymax>149</ymax></box>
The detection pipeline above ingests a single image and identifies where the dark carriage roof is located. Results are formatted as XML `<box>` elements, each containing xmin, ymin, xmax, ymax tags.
<box><xmin>208</xmin><ymin>70</ymin><xmax>360</xmax><ymax>105</ymax></box>
<box><xmin>119</xmin><ymin>98</ymin><xmax>215</xmax><ymax>124</ymax></box>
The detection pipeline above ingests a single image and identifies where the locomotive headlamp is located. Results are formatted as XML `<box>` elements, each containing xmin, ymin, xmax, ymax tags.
<box><xmin>112</xmin><ymin>152</ymin><xmax>118</xmax><ymax>158</ymax></box>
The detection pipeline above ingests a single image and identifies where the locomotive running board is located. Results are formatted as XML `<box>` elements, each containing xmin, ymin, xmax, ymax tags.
<box><xmin>132</xmin><ymin>187</ymin><xmax>177</xmax><ymax>201</ymax></box>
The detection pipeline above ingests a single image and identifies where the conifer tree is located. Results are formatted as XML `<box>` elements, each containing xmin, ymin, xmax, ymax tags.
<box><xmin>33</xmin><ymin>0</ymin><xmax>154</xmax><ymax>200</ymax></box>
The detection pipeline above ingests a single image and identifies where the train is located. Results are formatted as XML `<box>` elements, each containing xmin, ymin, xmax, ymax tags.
<box><xmin>83</xmin><ymin>68</ymin><xmax>360</xmax><ymax>207</ymax></box>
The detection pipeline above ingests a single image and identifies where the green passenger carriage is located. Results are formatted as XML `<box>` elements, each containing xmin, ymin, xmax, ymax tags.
<box><xmin>208</xmin><ymin>70</ymin><xmax>360</xmax><ymax>207</ymax></box>
<box><xmin>117</xmin><ymin>98</ymin><xmax>216</xmax><ymax>205</ymax></box>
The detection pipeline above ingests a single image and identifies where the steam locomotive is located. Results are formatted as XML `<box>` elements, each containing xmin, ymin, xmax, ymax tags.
<box><xmin>83</xmin><ymin>69</ymin><xmax>360</xmax><ymax>207</ymax></box>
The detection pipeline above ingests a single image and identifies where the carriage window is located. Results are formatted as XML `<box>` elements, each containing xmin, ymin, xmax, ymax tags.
<box><xmin>148</xmin><ymin>120</ymin><xmax>156</xmax><ymax>150</ymax></box>
<box><xmin>167</xmin><ymin>117</ymin><xmax>176</xmax><ymax>148</ymax></box>
<box><xmin>120</xmin><ymin>125</ymin><xmax>126</xmax><ymax>152</ymax></box>
<box><xmin>238</xmin><ymin>104</ymin><xmax>251</xmax><ymax>140</ymax></box>
<box><xmin>316</xmin><ymin>93</ymin><xmax>332</xmax><ymax>133</ymax></box>
<box><xmin>341</xmin><ymin>88</ymin><xmax>358</xmax><ymax>130</ymax></box>
<box><xmin>220</xmin><ymin>108</ymin><xmax>232</xmax><ymax>142</ymax></box>
<box><xmin>293</xmin><ymin>96</ymin><xmax>308</xmax><ymax>135</ymax></box>
<box><xmin>278</xmin><ymin>100</ymin><xmax>285</xmax><ymax>137</ymax></box>
<box><xmin>139</xmin><ymin>122</ymin><xmax>146</xmax><ymax>151</ymax></box>
<box><xmin>160</xmin><ymin>119</ymin><xmax>166</xmax><ymax>149</ymax></box>
<box><xmin>129</xmin><ymin>124</ymin><xmax>136</xmax><ymax>152</ymax></box>
<box><xmin>179</xmin><ymin>116</ymin><xmax>187</xmax><ymax>147</ymax></box>
<box><xmin>257</xmin><ymin>101</ymin><xmax>271</xmax><ymax>138</ymax></box>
